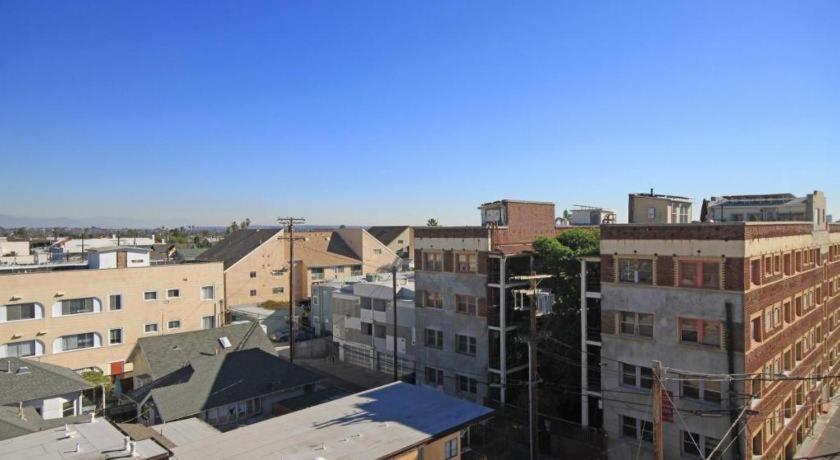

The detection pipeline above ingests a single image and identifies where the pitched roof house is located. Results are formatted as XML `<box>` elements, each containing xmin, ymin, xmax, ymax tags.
<box><xmin>126</xmin><ymin>323</ymin><xmax>323</xmax><ymax>428</ymax></box>
<box><xmin>196</xmin><ymin>227</ymin><xmax>401</xmax><ymax>313</ymax></box>
<box><xmin>0</xmin><ymin>358</ymin><xmax>93</xmax><ymax>441</ymax></box>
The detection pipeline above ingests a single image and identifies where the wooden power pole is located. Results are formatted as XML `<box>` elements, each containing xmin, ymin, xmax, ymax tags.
<box><xmin>652</xmin><ymin>360</ymin><xmax>664</xmax><ymax>460</ymax></box>
<box><xmin>278</xmin><ymin>217</ymin><xmax>305</xmax><ymax>364</ymax></box>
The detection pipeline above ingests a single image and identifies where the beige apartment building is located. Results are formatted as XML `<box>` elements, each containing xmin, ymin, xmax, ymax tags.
<box><xmin>0</xmin><ymin>247</ymin><xmax>224</xmax><ymax>384</ymax></box>
<box><xmin>628</xmin><ymin>190</ymin><xmax>693</xmax><ymax>223</ymax></box>
<box><xmin>197</xmin><ymin>227</ymin><xmax>401</xmax><ymax>313</ymax></box>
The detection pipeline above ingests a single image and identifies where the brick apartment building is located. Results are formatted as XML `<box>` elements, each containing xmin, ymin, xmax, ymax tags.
<box><xmin>598</xmin><ymin>196</ymin><xmax>840</xmax><ymax>459</ymax></box>
<box><xmin>413</xmin><ymin>199</ymin><xmax>556</xmax><ymax>404</ymax></box>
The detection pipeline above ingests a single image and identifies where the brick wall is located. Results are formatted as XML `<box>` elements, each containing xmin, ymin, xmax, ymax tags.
<box><xmin>656</xmin><ymin>256</ymin><xmax>674</xmax><ymax>287</ymax></box>
<box><xmin>414</xmin><ymin>227</ymin><xmax>488</xmax><ymax>239</ymax></box>
<box><xmin>725</xmin><ymin>257</ymin><xmax>748</xmax><ymax>291</ymax></box>
<box><xmin>600</xmin><ymin>255</ymin><xmax>614</xmax><ymax>282</ymax></box>
<box><xmin>601</xmin><ymin>223</ymin><xmax>815</xmax><ymax>241</ymax></box>
<box><xmin>493</xmin><ymin>201</ymin><xmax>556</xmax><ymax>244</ymax></box>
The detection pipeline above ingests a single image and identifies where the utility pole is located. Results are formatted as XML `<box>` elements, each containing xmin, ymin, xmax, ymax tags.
<box><xmin>278</xmin><ymin>217</ymin><xmax>306</xmax><ymax>364</ymax></box>
<box><xmin>652</xmin><ymin>360</ymin><xmax>664</xmax><ymax>460</ymax></box>
<box><xmin>392</xmin><ymin>264</ymin><xmax>399</xmax><ymax>382</ymax></box>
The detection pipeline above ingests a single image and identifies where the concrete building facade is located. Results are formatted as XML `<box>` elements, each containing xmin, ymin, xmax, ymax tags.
<box><xmin>598</xmin><ymin>217</ymin><xmax>840</xmax><ymax>459</ymax></box>
<box><xmin>414</xmin><ymin>199</ymin><xmax>557</xmax><ymax>404</ymax></box>
<box><xmin>321</xmin><ymin>272</ymin><xmax>416</xmax><ymax>376</ymax></box>
<box><xmin>703</xmin><ymin>190</ymin><xmax>828</xmax><ymax>225</ymax></box>
<box><xmin>0</xmin><ymin>254</ymin><xmax>224</xmax><ymax>382</ymax></box>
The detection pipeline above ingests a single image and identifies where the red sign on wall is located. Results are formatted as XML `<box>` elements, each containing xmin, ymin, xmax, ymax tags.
<box><xmin>661</xmin><ymin>390</ymin><xmax>674</xmax><ymax>423</ymax></box>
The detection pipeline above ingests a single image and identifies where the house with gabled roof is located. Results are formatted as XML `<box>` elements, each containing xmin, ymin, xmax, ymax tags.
<box><xmin>0</xmin><ymin>358</ymin><xmax>93</xmax><ymax>441</ymax></box>
<box><xmin>196</xmin><ymin>227</ymin><xmax>401</xmax><ymax>316</ymax></box>
<box><xmin>125</xmin><ymin>322</ymin><xmax>323</xmax><ymax>429</ymax></box>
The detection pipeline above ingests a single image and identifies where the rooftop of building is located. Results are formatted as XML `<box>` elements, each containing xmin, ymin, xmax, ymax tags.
<box><xmin>128</xmin><ymin>322</ymin><xmax>276</xmax><ymax>382</ymax></box>
<box><xmin>366</xmin><ymin>226</ymin><xmax>410</xmax><ymax>246</ymax></box>
<box><xmin>602</xmin><ymin>221</ymin><xmax>836</xmax><ymax>240</ymax></box>
<box><xmin>196</xmin><ymin>227</ymin><xmax>283</xmax><ymax>270</ymax></box>
<box><xmin>629</xmin><ymin>191</ymin><xmax>692</xmax><ymax>202</ymax></box>
<box><xmin>171</xmin><ymin>381</ymin><xmax>493</xmax><ymax>459</ymax></box>
<box><xmin>86</xmin><ymin>245</ymin><xmax>152</xmax><ymax>253</ymax></box>
<box><xmin>0</xmin><ymin>358</ymin><xmax>93</xmax><ymax>407</ymax></box>
<box><xmin>708</xmin><ymin>192</ymin><xmax>805</xmax><ymax>207</ymax></box>
<box><xmin>0</xmin><ymin>418</ymin><xmax>168</xmax><ymax>460</ymax></box>
<box><xmin>478</xmin><ymin>198</ymin><xmax>555</xmax><ymax>208</ymax></box>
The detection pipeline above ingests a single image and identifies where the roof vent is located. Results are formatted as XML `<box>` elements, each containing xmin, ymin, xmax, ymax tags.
<box><xmin>218</xmin><ymin>336</ymin><xmax>232</xmax><ymax>349</ymax></box>
<box><xmin>15</xmin><ymin>366</ymin><xmax>30</xmax><ymax>375</ymax></box>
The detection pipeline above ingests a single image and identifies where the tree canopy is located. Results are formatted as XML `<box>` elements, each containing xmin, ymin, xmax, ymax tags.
<box><xmin>426</xmin><ymin>218</ymin><xmax>439</xmax><ymax>227</ymax></box>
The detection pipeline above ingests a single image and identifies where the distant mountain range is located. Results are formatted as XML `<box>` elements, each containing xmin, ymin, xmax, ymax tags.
<box><xmin>0</xmin><ymin>214</ymin><xmax>364</xmax><ymax>230</ymax></box>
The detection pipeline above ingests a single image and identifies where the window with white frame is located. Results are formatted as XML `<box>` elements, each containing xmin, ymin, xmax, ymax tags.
<box><xmin>201</xmin><ymin>286</ymin><xmax>215</xmax><ymax>300</ymax></box>
<box><xmin>59</xmin><ymin>333</ymin><xmax>96</xmax><ymax>351</ymax></box>
<box><xmin>167</xmin><ymin>289</ymin><xmax>180</xmax><ymax>299</ymax></box>
<box><xmin>168</xmin><ymin>320</ymin><xmax>181</xmax><ymax>330</ymax></box>
<box><xmin>144</xmin><ymin>323</ymin><xmax>159</xmax><ymax>333</ymax></box>
<box><xmin>425</xmin><ymin>329</ymin><xmax>444</xmax><ymax>349</ymax></box>
<box><xmin>679</xmin><ymin>318</ymin><xmax>721</xmax><ymax>348</ymax></box>
<box><xmin>144</xmin><ymin>291</ymin><xmax>158</xmax><ymax>301</ymax></box>
<box><xmin>457</xmin><ymin>375</ymin><xmax>478</xmax><ymax>395</ymax></box>
<box><xmin>2</xmin><ymin>340</ymin><xmax>38</xmax><ymax>358</ymax></box>
<box><xmin>456</xmin><ymin>334</ymin><xmax>477</xmax><ymax>356</ymax></box>
<box><xmin>109</xmin><ymin>295</ymin><xmax>122</xmax><ymax>311</ymax></box>
<box><xmin>202</xmin><ymin>316</ymin><xmax>216</xmax><ymax>329</ymax></box>
<box><xmin>3</xmin><ymin>302</ymin><xmax>40</xmax><ymax>321</ymax></box>
<box><xmin>682</xmin><ymin>431</ymin><xmax>721</xmax><ymax>458</ymax></box>
<box><xmin>60</xmin><ymin>298</ymin><xmax>96</xmax><ymax>315</ymax></box>
<box><xmin>618</xmin><ymin>258</ymin><xmax>653</xmax><ymax>284</ymax></box>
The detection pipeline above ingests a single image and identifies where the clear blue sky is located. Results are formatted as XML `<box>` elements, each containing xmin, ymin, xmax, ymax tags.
<box><xmin>2</xmin><ymin>1</ymin><xmax>838</xmax><ymax>227</ymax></box>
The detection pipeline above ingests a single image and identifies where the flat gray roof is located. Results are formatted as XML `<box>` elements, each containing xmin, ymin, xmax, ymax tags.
<box><xmin>172</xmin><ymin>382</ymin><xmax>493</xmax><ymax>459</ymax></box>
<box><xmin>0</xmin><ymin>419</ymin><xmax>167</xmax><ymax>460</ymax></box>
<box><xmin>151</xmin><ymin>419</ymin><xmax>219</xmax><ymax>448</ymax></box>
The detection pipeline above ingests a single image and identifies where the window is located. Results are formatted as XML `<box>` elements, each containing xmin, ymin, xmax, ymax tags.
<box><xmin>61</xmin><ymin>298</ymin><xmax>95</xmax><ymax>315</ymax></box>
<box><xmin>168</xmin><ymin>320</ymin><xmax>181</xmax><ymax>329</ymax></box>
<box><xmin>202</xmin><ymin>316</ymin><xmax>216</xmax><ymax>329</ymax></box>
<box><xmin>108</xmin><ymin>328</ymin><xmax>123</xmax><ymax>345</ymax></box>
<box><xmin>60</xmin><ymin>333</ymin><xmax>95</xmax><ymax>351</ymax></box>
<box><xmin>425</xmin><ymin>329</ymin><xmax>443</xmax><ymax>349</ymax></box>
<box><xmin>620</xmin><ymin>363</ymin><xmax>653</xmax><ymax>389</ymax></box>
<box><xmin>423</xmin><ymin>252</ymin><xmax>443</xmax><ymax>271</ymax></box>
<box><xmin>456</xmin><ymin>253</ymin><xmax>477</xmax><ymax>273</ymax></box>
<box><xmin>63</xmin><ymin>400</ymin><xmax>75</xmax><ymax>418</ymax></box>
<box><xmin>361</xmin><ymin>322</ymin><xmax>373</xmax><ymax>336</ymax></box>
<box><xmin>373</xmin><ymin>249</ymin><xmax>382</xmax><ymax>255</ymax></box>
<box><xmin>456</xmin><ymin>334</ymin><xmax>477</xmax><ymax>356</ymax></box>
<box><xmin>4</xmin><ymin>340</ymin><xmax>36</xmax><ymax>358</ymax></box>
<box><xmin>201</xmin><ymin>286</ymin><xmax>215</xmax><ymax>300</ymax></box>
<box><xmin>784</xmin><ymin>301</ymin><xmax>793</xmax><ymax>324</ymax></box>
<box><xmin>679</xmin><ymin>318</ymin><xmax>721</xmax><ymax>348</ymax></box>
<box><xmin>109</xmin><ymin>295</ymin><xmax>122</xmax><ymax>311</ymax></box>
<box><xmin>425</xmin><ymin>367</ymin><xmax>444</xmax><ymax>386</ymax></box>
<box><xmin>444</xmin><ymin>438</ymin><xmax>458</xmax><ymax>460</ymax></box>
<box><xmin>272</xmin><ymin>287</ymin><xmax>284</xmax><ymax>294</ymax></box>
<box><xmin>618</xmin><ymin>258</ymin><xmax>652</xmax><ymax>284</ymax></box>
<box><xmin>751</xmin><ymin>259</ymin><xmax>761</xmax><ymax>285</ymax></box>
<box><xmin>457</xmin><ymin>375</ymin><xmax>478</xmax><ymax>395</ymax></box>
<box><xmin>680</xmin><ymin>431</ymin><xmax>722</xmax><ymax>458</ymax></box>
<box><xmin>679</xmin><ymin>261</ymin><xmax>720</xmax><ymax>289</ymax></box>
<box><xmin>250</xmin><ymin>289</ymin><xmax>257</xmax><ymax>296</ymax></box>
<box><xmin>455</xmin><ymin>294</ymin><xmax>477</xmax><ymax>315</ymax></box>
<box><xmin>751</xmin><ymin>316</ymin><xmax>763</xmax><ymax>344</ymax></box>
<box><xmin>621</xmin><ymin>415</ymin><xmax>653</xmax><ymax>443</ymax></box>
<box><xmin>249</xmin><ymin>271</ymin><xmax>257</xmax><ymax>278</ymax></box>
<box><xmin>372</xmin><ymin>299</ymin><xmax>388</xmax><ymax>312</ymax></box>
<box><xmin>5</xmin><ymin>303</ymin><xmax>37</xmax><ymax>321</ymax></box>
<box><xmin>144</xmin><ymin>291</ymin><xmax>158</xmax><ymax>301</ymax></box>
<box><xmin>167</xmin><ymin>289</ymin><xmax>180</xmax><ymax>299</ymax></box>
<box><xmin>144</xmin><ymin>323</ymin><xmax>159</xmax><ymax>333</ymax></box>
<box><xmin>373</xmin><ymin>324</ymin><xmax>386</xmax><ymax>338</ymax></box>
<box><xmin>681</xmin><ymin>378</ymin><xmax>721</xmax><ymax>404</ymax></box>
<box><xmin>310</xmin><ymin>268</ymin><xmax>325</xmax><ymax>280</ymax></box>
<box><xmin>752</xmin><ymin>430</ymin><xmax>763</xmax><ymax>456</ymax></box>
<box><xmin>336</xmin><ymin>266</ymin><xmax>345</xmax><ymax>273</ymax></box>
<box><xmin>784</xmin><ymin>253</ymin><xmax>792</xmax><ymax>276</ymax></box>
<box><xmin>425</xmin><ymin>291</ymin><xmax>443</xmax><ymax>308</ymax></box>
<box><xmin>620</xmin><ymin>312</ymin><xmax>653</xmax><ymax>337</ymax></box>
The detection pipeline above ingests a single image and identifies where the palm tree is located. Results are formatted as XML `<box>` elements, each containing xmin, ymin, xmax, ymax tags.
<box><xmin>426</xmin><ymin>218</ymin><xmax>439</xmax><ymax>227</ymax></box>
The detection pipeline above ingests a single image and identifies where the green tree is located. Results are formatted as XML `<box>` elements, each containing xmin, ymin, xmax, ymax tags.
<box><xmin>529</xmin><ymin>228</ymin><xmax>600</xmax><ymax>424</ymax></box>
<box><xmin>426</xmin><ymin>218</ymin><xmax>439</xmax><ymax>227</ymax></box>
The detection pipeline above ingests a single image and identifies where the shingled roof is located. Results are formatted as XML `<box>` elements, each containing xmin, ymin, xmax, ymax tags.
<box><xmin>0</xmin><ymin>358</ymin><xmax>92</xmax><ymax>406</ymax></box>
<box><xmin>128</xmin><ymin>322</ymin><xmax>276</xmax><ymax>382</ymax></box>
<box><xmin>367</xmin><ymin>226</ymin><xmax>409</xmax><ymax>246</ymax></box>
<box><xmin>196</xmin><ymin>228</ymin><xmax>283</xmax><ymax>270</ymax></box>
<box><xmin>130</xmin><ymin>348</ymin><xmax>322</xmax><ymax>423</ymax></box>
